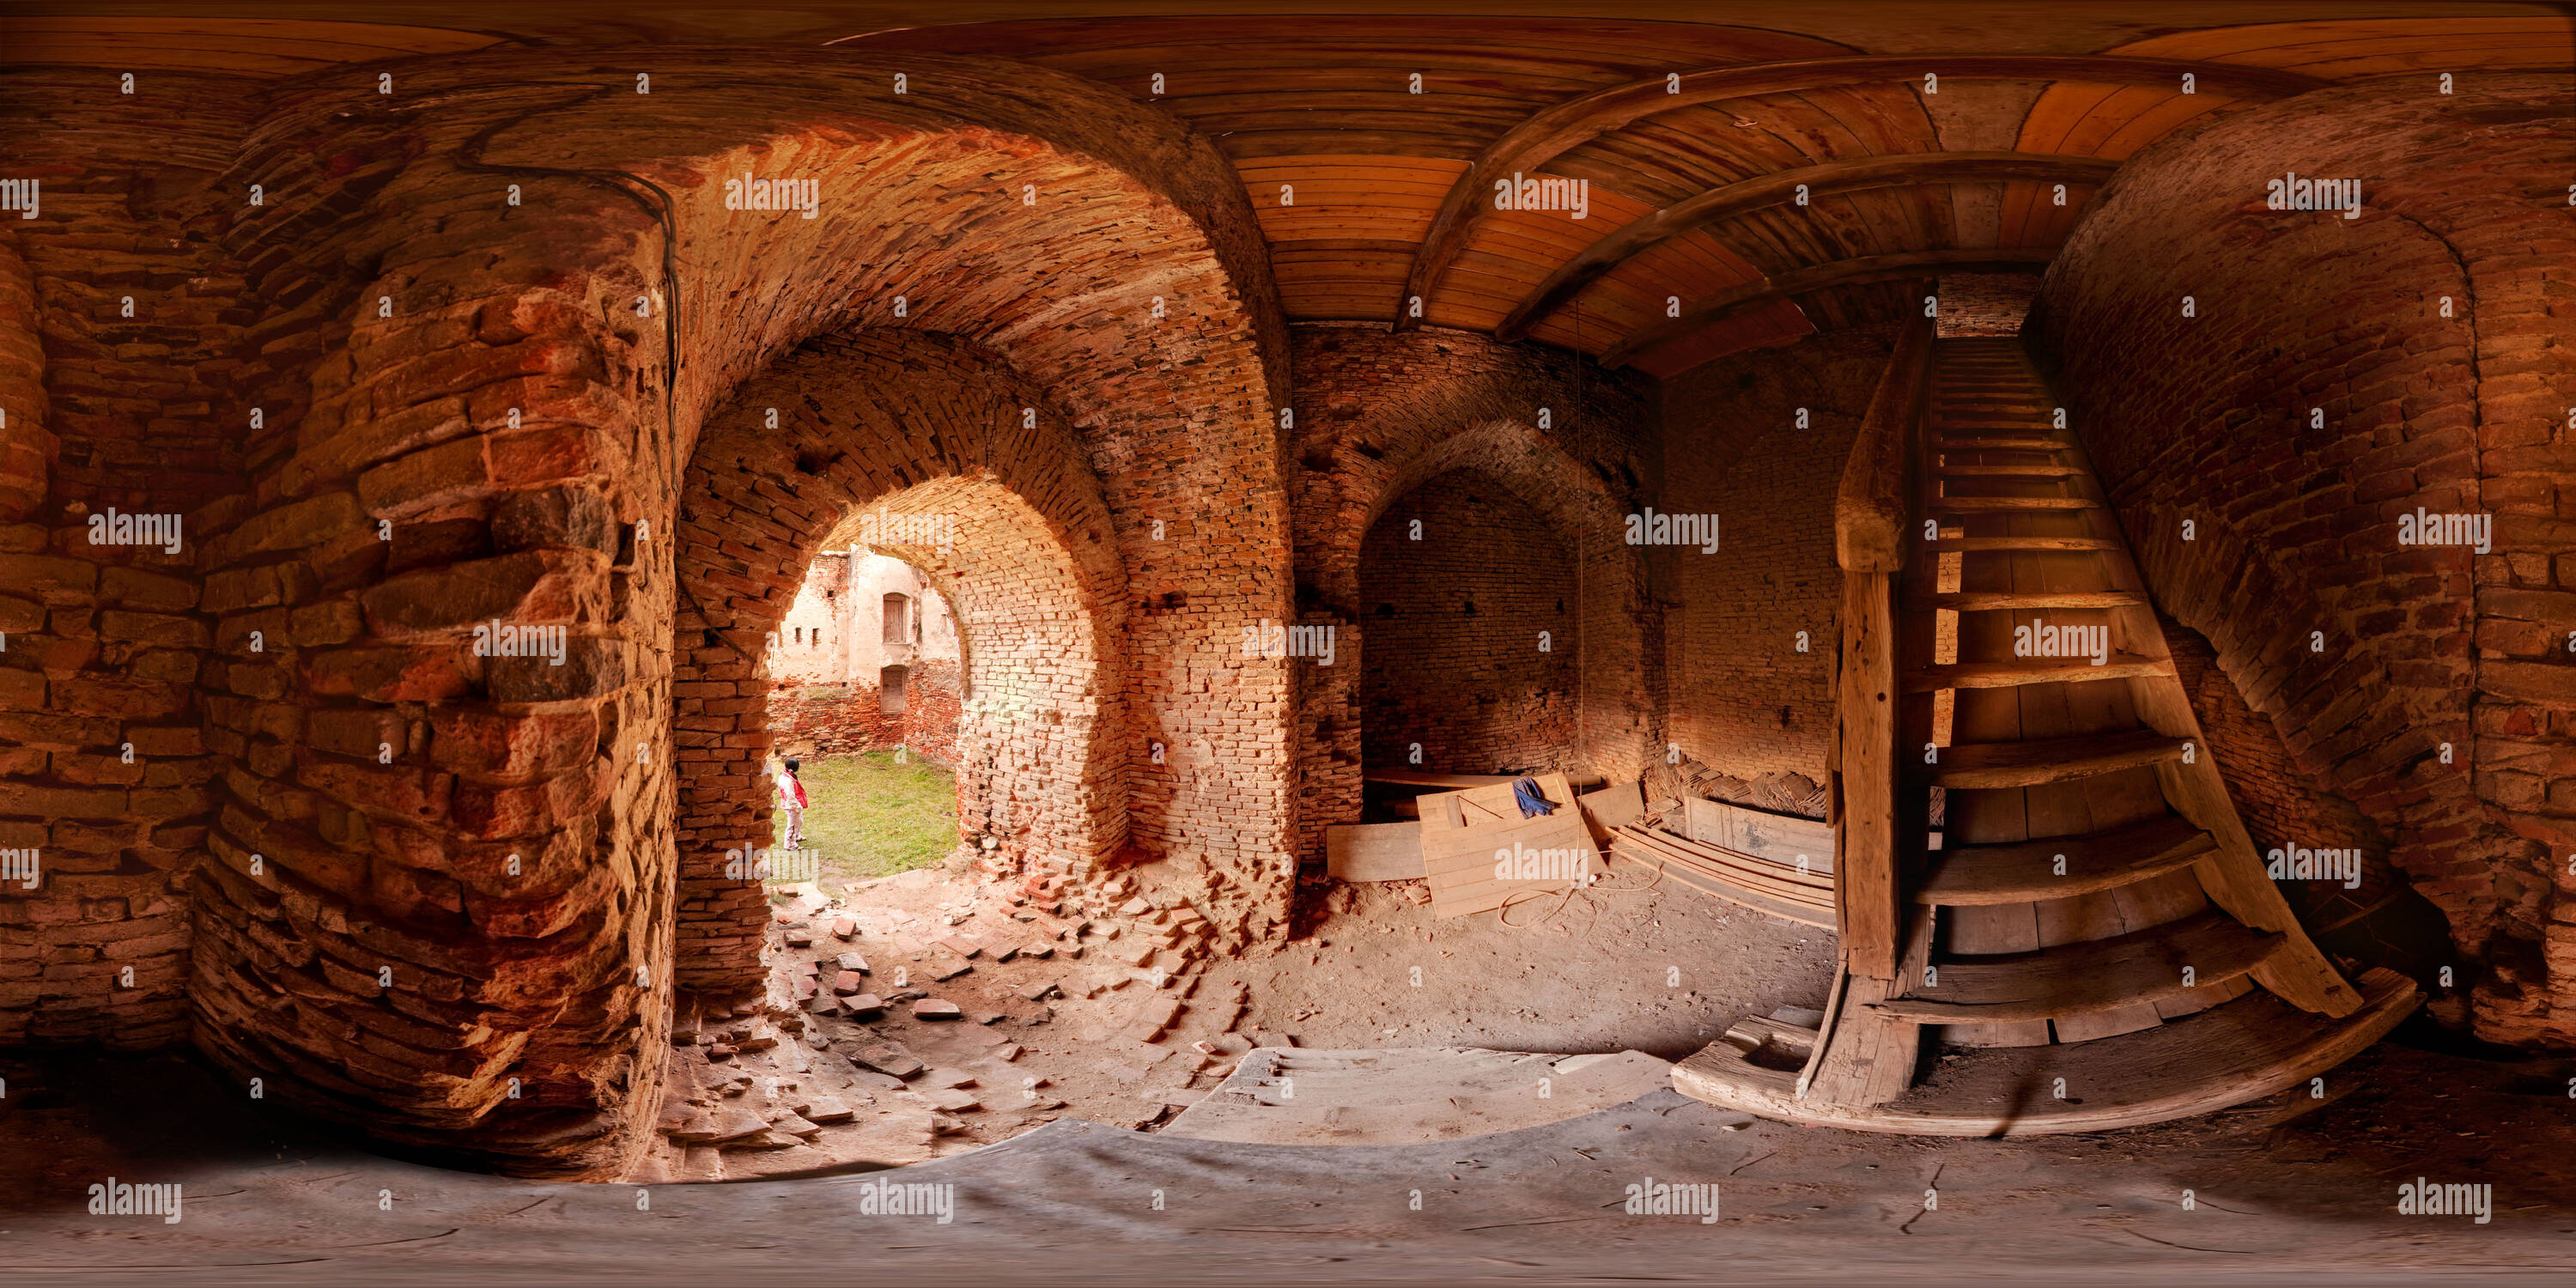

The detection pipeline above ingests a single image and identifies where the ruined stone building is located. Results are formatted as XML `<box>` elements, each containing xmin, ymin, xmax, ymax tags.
<box><xmin>770</xmin><ymin>550</ymin><xmax>958</xmax><ymax>690</ymax></box>
<box><xmin>767</xmin><ymin>549</ymin><xmax>963</xmax><ymax>762</ymax></box>
<box><xmin>0</xmin><ymin>6</ymin><xmax>2571</xmax><ymax>1273</ymax></box>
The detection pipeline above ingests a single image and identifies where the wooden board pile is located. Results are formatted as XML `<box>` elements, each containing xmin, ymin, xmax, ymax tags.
<box><xmin>1680</xmin><ymin>798</ymin><xmax>1834</xmax><ymax>874</ymax></box>
<box><xmin>1611</xmin><ymin>798</ymin><xmax>1836</xmax><ymax>928</ymax></box>
<box><xmin>1414</xmin><ymin>772</ymin><xmax>1604</xmax><ymax>918</ymax></box>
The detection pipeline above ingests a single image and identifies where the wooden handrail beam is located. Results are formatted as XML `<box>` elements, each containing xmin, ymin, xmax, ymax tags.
<box><xmin>1829</xmin><ymin>316</ymin><xmax>1930</xmax><ymax>982</ymax></box>
<box><xmin>1836</xmin><ymin>318</ymin><xmax>1934</xmax><ymax>574</ymax></box>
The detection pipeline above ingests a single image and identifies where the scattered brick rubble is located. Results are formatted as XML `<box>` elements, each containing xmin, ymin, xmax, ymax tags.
<box><xmin>634</xmin><ymin>863</ymin><xmax>1275</xmax><ymax>1181</ymax></box>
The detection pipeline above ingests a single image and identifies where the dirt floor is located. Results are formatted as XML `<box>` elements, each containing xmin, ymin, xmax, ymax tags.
<box><xmin>635</xmin><ymin>855</ymin><xmax>1833</xmax><ymax>1178</ymax></box>
<box><xmin>10</xmin><ymin>854</ymin><xmax>2568</xmax><ymax>1282</ymax></box>
<box><xmin>4</xmin><ymin>1030</ymin><xmax>2570</xmax><ymax>1285</ymax></box>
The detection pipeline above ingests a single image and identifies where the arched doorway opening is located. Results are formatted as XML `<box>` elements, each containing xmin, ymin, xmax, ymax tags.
<box><xmin>1357</xmin><ymin>470</ymin><xmax>1581</xmax><ymax>784</ymax></box>
<box><xmin>668</xmin><ymin>329</ymin><xmax>1128</xmax><ymax>998</ymax></box>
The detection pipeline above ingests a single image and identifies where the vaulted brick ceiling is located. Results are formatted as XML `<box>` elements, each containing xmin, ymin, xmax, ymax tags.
<box><xmin>11</xmin><ymin>4</ymin><xmax>2569</xmax><ymax>377</ymax></box>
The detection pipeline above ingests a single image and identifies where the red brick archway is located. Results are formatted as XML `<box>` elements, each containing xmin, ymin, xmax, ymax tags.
<box><xmin>1298</xmin><ymin>404</ymin><xmax>1660</xmax><ymax>866</ymax></box>
<box><xmin>670</xmin><ymin>329</ymin><xmax>1128</xmax><ymax>993</ymax></box>
<box><xmin>1356</xmin><ymin>467</ymin><xmax>1586</xmax><ymax>779</ymax></box>
<box><xmin>181</xmin><ymin>52</ymin><xmax>1290</xmax><ymax>1177</ymax></box>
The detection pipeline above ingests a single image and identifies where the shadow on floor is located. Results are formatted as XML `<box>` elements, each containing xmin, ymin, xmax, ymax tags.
<box><xmin>3</xmin><ymin>1037</ymin><xmax>2572</xmax><ymax>1285</ymax></box>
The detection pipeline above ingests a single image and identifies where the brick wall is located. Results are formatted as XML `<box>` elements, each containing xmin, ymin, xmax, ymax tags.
<box><xmin>1285</xmin><ymin>324</ymin><xmax>1658</xmax><ymax>869</ymax></box>
<box><xmin>1657</xmin><ymin>327</ymin><xmax>1893</xmax><ymax>789</ymax></box>
<box><xmin>2028</xmin><ymin>75</ymin><xmax>2576</xmax><ymax>1047</ymax></box>
<box><xmin>2165</xmin><ymin>614</ymin><xmax>2457</xmax><ymax>993</ymax></box>
<box><xmin>1358</xmin><ymin>471</ymin><xmax>1577</xmax><ymax>775</ymax></box>
<box><xmin>767</xmin><ymin>659</ymin><xmax>964</xmax><ymax>767</ymax></box>
<box><xmin>0</xmin><ymin>72</ymin><xmax>264</xmax><ymax>1054</ymax></box>
<box><xmin>671</xmin><ymin>328</ymin><xmax>1133</xmax><ymax>991</ymax></box>
<box><xmin>0</xmin><ymin>49</ymin><xmax>1294</xmax><ymax>1179</ymax></box>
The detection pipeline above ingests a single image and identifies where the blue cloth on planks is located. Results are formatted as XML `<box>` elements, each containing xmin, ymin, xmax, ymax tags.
<box><xmin>1512</xmin><ymin>776</ymin><xmax>1557</xmax><ymax>818</ymax></box>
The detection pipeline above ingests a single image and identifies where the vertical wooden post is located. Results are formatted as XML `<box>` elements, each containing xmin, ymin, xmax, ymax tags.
<box><xmin>1830</xmin><ymin>316</ymin><xmax>1930</xmax><ymax>984</ymax></box>
<box><xmin>1836</xmin><ymin>569</ymin><xmax>1900</xmax><ymax>979</ymax></box>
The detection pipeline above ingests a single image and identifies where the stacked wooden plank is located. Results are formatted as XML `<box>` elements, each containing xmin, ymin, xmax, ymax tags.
<box><xmin>1365</xmin><ymin>769</ymin><xmax>1606</xmax><ymax>790</ymax></box>
<box><xmin>1681</xmin><ymin>798</ymin><xmax>1834</xmax><ymax>875</ymax></box>
<box><xmin>1330</xmin><ymin>780</ymin><xmax>1647</xmax><ymax>884</ymax></box>
<box><xmin>1611</xmin><ymin>822</ymin><xmax>1835</xmax><ymax>928</ymax></box>
<box><xmin>1416</xmin><ymin>773</ymin><xmax>1603</xmax><ymax>918</ymax></box>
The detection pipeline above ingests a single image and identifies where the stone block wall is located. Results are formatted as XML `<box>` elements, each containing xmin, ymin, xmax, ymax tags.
<box><xmin>2028</xmin><ymin>75</ymin><xmax>2576</xmax><ymax>1047</ymax></box>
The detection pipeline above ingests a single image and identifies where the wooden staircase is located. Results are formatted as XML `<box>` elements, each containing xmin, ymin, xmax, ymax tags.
<box><xmin>1674</xmin><ymin>325</ymin><xmax>2420</xmax><ymax>1134</ymax></box>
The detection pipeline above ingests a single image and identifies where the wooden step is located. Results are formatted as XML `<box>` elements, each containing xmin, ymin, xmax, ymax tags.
<box><xmin>1931</xmin><ymin>495</ymin><xmax>2099</xmax><ymax>512</ymax></box>
<box><xmin>1923</xmin><ymin>728</ymin><xmax>2186</xmax><ymax>788</ymax></box>
<box><xmin>1722</xmin><ymin>1013</ymin><xmax>1821</xmax><ymax>1062</ymax></box>
<box><xmin>1934</xmin><ymin>464</ymin><xmax>2084</xmax><ymax>477</ymax></box>
<box><xmin>1935</xmin><ymin>436</ymin><xmax>2073</xmax><ymax>451</ymax></box>
<box><xmin>1672</xmin><ymin>969</ymin><xmax>2419</xmax><ymax>1135</ymax></box>
<box><xmin>1901</xmin><ymin>653</ymin><xmax>2175</xmax><ymax>692</ymax></box>
<box><xmin>1906</xmin><ymin>589</ymin><xmax>2147</xmax><ymax>612</ymax></box>
<box><xmin>1868</xmin><ymin>909</ymin><xmax>2283</xmax><ymax>1024</ymax></box>
<box><xmin>1929</xmin><ymin>536</ymin><xmax>2118</xmax><ymax>552</ymax></box>
<box><xmin>1914</xmin><ymin>815</ymin><xmax>2217</xmax><ymax>905</ymax></box>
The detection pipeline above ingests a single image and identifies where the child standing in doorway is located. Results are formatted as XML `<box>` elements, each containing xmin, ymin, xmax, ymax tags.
<box><xmin>775</xmin><ymin>756</ymin><xmax>809</xmax><ymax>849</ymax></box>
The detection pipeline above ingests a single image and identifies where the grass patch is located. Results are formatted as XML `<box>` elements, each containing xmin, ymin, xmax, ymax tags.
<box><xmin>774</xmin><ymin>750</ymin><xmax>959</xmax><ymax>886</ymax></box>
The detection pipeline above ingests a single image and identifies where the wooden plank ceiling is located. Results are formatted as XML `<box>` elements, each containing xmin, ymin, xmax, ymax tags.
<box><xmin>857</xmin><ymin>15</ymin><xmax>2571</xmax><ymax>376</ymax></box>
<box><xmin>11</xmin><ymin>10</ymin><xmax>2569</xmax><ymax>376</ymax></box>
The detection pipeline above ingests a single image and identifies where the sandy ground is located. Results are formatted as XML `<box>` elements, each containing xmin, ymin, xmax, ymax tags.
<box><xmin>1213</xmin><ymin>872</ymin><xmax>1834</xmax><ymax>1061</ymax></box>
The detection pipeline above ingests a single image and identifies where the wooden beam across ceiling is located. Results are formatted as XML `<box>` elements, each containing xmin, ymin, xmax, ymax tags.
<box><xmin>1599</xmin><ymin>247</ymin><xmax>2055</xmax><ymax>369</ymax></box>
<box><xmin>1396</xmin><ymin>53</ymin><xmax>2327</xmax><ymax>331</ymax></box>
<box><xmin>1494</xmin><ymin>150</ymin><xmax>2118</xmax><ymax>342</ymax></box>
